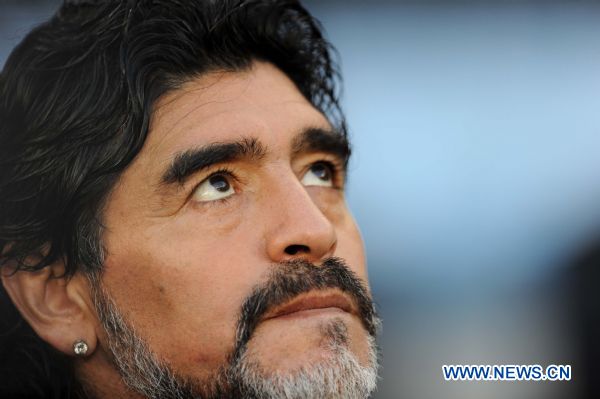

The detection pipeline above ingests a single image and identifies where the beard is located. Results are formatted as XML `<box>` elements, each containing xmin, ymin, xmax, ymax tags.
<box><xmin>88</xmin><ymin>257</ymin><xmax>381</xmax><ymax>399</ymax></box>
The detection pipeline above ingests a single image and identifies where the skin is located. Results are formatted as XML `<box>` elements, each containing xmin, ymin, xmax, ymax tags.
<box><xmin>3</xmin><ymin>61</ymin><xmax>371</xmax><ymax>398</ymax></box>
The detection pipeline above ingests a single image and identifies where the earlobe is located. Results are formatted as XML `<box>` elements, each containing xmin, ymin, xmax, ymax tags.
<box><xmin>1</xmin><ymin>264</ymin><xmax>98</xmax><ymax>357</ymax></box>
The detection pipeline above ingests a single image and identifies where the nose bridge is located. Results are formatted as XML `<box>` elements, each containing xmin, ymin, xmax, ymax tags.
<box><xmin>262</xmin><ymin>166</ymin><xmax>337</xmax><ymax>263</ymax></box>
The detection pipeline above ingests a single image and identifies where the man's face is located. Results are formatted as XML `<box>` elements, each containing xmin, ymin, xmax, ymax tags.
<box><xmin>91</xmin><ymin>61</ymin><xmax>378</xmax><ymax>397</ymax></box>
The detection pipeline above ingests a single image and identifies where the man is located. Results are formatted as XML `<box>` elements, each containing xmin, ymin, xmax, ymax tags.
<box><xmin>0</xmin><ymin>1</ymin><xmax>380</xmax><ymax>398</ymax></box>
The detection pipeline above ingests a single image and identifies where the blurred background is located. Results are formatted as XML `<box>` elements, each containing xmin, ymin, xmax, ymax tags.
<box><xmin>2</xmin><ymin>1</ymin><xmax>600</xmax><ymax>398</ymax></box>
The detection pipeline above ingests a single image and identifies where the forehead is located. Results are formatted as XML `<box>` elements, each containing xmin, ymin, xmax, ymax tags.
<box><xmin>143</xmin><ymin>61</ymin><xmax>330</xmax><ymax>159</ymax></box>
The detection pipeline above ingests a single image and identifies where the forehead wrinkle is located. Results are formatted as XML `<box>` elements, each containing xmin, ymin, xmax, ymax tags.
<box><xmin>152</xmin><ymin>72</ymin><xmax>230</xmax><ymax>123</ymax></box>
<box><xmin>149</xmin><ymin>102</ymin><xmax>237</xmax><ymax>154</ymax></box>
<box><xmin>148</xmin><ymin>71</ymin><xmax>251</xmax><ymax>150</ymax></box>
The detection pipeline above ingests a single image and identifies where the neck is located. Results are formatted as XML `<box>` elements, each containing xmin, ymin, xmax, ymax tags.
<box><xmin>75</xmin><ymin>349</ymin><xmax>143</xmax><ymax>399</ymax></box>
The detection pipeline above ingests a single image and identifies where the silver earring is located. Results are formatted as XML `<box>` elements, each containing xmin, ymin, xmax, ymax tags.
<box><xmin>73</xmin><ymin>339</ymin><xmax>89</xmax><ymax>356</ymax></box>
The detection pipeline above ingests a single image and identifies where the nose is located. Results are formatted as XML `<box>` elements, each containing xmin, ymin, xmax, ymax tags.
<box><xmin>263</xmin><ymin>173</ymin><xmax>337</xmax><ymax>264</ymax></box>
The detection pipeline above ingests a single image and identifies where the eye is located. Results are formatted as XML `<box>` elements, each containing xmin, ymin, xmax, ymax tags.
<box><xmin>301</xmin><ymin>161</ymin><xmax>334</xmax><ymax>187</ymax></box>
<box><xmin>192</xmin><ymin>172</ymin><xmax>235</xmax><ymax>202</ymax></box>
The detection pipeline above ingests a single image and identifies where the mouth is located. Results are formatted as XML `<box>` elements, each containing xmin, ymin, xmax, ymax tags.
<box><xmin>261</xmin><ymin>290</ymin><xmax>357</xmax><ymax>322</ymax></box>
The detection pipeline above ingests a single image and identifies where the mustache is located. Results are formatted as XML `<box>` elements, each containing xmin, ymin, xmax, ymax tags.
<box><xmin>231</xmin><ymin>257</ymin><xmax>379</xmax><ymax>361</ymax></box>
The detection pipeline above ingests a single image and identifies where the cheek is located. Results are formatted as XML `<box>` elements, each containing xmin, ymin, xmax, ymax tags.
<box><xmin>98</xmin><ymin>219</ymin><xmax>264</xmax><ymax>378</ymax></box>
<box><xmin>306</xmin><ymin>189</ymin><xmax>367</xmax><ymax>277</ymax></box>
<box><xmin>307</xmin><ymin>187</ymin><xmax>346</xmax><ymax>222</ymax></box>
<box><xmin>334</xmin><ymin>212</ymin><xmax>368</xmax><ymax>282</ymax></box>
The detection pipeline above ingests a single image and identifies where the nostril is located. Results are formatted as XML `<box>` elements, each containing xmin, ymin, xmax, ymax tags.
<box><xmin>284</xmin><ymin>244</ymin><xmax>310</xmax><ymax>256</ymax></box>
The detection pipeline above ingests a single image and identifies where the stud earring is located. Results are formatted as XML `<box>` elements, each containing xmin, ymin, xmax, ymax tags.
<box><xmin>73</xmin><ymin>339</ymin><xmax>89</xmax><ymax>356</ymax></box>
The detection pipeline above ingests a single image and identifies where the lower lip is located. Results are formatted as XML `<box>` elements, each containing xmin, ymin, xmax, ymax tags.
<box><xmin>270</xmin><ymin>307</ymin><xmax>349</xmax><ymax>321</ymax></box>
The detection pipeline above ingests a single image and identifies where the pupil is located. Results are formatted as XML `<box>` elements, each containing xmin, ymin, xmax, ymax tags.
<box><xmin>209</xmin><ymin>175</ymin><xmax>229</xmax><ymax>192</ymax></box>
<box><xmin>313</xmin><ymin>163</ymin><xmax>330</xmax><ymax>180</ymax></box>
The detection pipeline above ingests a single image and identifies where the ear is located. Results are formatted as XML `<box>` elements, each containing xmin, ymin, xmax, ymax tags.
<box><xmin>1</xmin><ymin>263</ymin><xmax>98</xmax><ymax>357</ymax></box>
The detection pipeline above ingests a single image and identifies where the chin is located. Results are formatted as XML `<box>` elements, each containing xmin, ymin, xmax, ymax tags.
<box><xmin>228</xmin><ymin>317</ymin><xmax>379</xmax><ymax>399</ymax></box>
<box><xmin>243</xmin><ymin>315</ymin><xmax>373</xmax><ymax>373</ymax></box>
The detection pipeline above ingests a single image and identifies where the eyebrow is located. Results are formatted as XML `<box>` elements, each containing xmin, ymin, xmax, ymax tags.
<box><xmin>161</xmin><ymin>137</ymin><xmax>266</xmax><ymax>185</ymax></box>
<box><xmin>291</xmin><ymin>127</ymin><xmax>351</xmax><ymax>167</ymax></box>
<box><xmin>160</xmin><ymin>127</ymin><xmax>350</xmax><ymax>186</ymax></box>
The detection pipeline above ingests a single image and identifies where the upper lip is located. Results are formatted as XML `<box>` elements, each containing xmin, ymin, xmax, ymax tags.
<box><xmin>261</xmin><ymin>290</ymin><xmax>357</xmax><ymax>321</ymax></box>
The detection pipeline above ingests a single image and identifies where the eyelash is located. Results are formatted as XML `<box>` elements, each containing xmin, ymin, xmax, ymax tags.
<box><xmin>188</xmin><ymin>167</ymin><xmax>238</xmax><ymax>206</ymax></box>
<box><xmin>311</xmin><ymin>159</ymin><xmax>345</xmax><ymax>189</ymax></box>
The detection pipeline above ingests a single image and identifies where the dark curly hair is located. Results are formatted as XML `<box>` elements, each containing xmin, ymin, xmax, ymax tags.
<box><xmin>0</xmin><ymin>1</ymin><xmax>345</xmax><ymax>397</ymax></box>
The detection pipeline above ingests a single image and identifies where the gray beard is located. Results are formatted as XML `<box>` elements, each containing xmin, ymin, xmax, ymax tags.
<box><xmin>86</xmin><ymin>261</ymin><xmax>381</xmax><ymax>399</ymax></box>
<box><xmin>230</xmin><ymin>320</ymin><xmax>380</xmax><ymax>399</ymax></box>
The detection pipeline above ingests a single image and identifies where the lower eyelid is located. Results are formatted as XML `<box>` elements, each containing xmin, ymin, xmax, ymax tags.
<box><xmin>190</xmin><ymin>193</ymin><xmax>236</xmax><ymax>210</ymax></box>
